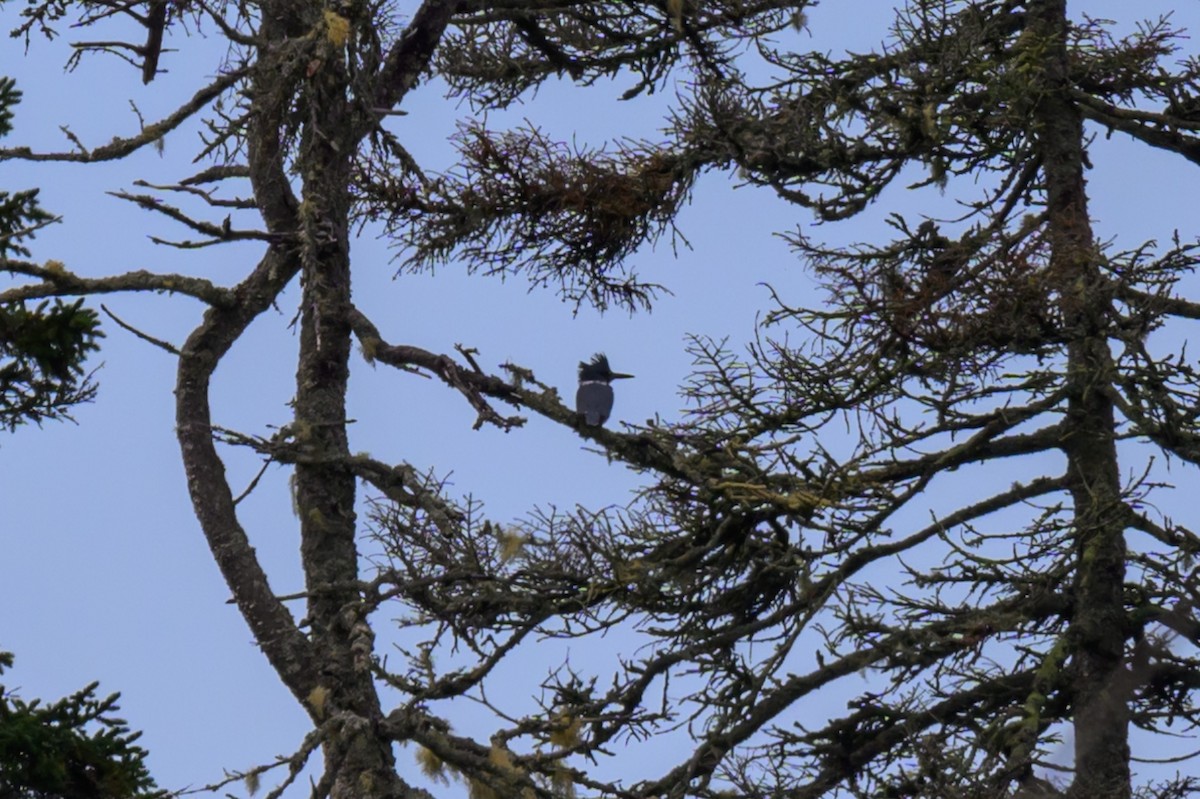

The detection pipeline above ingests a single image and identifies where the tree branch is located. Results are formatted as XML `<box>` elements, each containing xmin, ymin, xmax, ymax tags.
<box><xmin>373</xmin><ymin>0</ymin><xmax>462</xmax><ymax>112</ymax></box>
<box><xmin>1</xmin><ymin>259</ymin><xmax>236</xmax><ymax>307</ymax></box>
<box><xmin>0</xmin><ymin>69</ymin><xmax>245</xmax><ymax>163</ymax></box>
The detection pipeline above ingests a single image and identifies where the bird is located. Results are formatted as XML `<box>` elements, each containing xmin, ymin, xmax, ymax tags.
<box><xmin>575</xmin><ymin>353</ymin><xmax>634</xmax><ymax>426</ymax></box>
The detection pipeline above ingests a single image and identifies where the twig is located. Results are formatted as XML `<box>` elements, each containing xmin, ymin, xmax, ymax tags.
<box><xmin>108</xmin><ymin>190</ymin><xmax>272</xmax><ymax>241</ymax></box>
<box><xmin>233</xmin><ymin>458</ymin><xmax>272</xmax><ymax>505</ymax></box>
<box><xmin>0</xmin><ymin>215</ymin><xmax>63</xmax><ymax>248</ymax></box>
<box><xmin>101</xmin><ymin>303</ymin><xmax>181</xmax><ymax>355</ymax></box>
<box><xmin>177</xmin><ymin>727</ymin><xmax>323</xmax><ymax>797</ymax></box>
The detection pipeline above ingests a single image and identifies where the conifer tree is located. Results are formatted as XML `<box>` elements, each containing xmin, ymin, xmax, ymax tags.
<box><xmin>5</xmin><ymin>0</ymin><xmax>1200</xmax><ymax>798</ymax></box>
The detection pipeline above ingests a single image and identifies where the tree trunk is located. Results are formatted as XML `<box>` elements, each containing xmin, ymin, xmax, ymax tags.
<box><xmin>289</xmin><ymin>27</ymin><xmax>407</xmax><ymax>799</ymax></box>
<box><xmin>1027</xmin><ymin>1</ymin><xmax>1129</xmax><ymax>796</ymax></box>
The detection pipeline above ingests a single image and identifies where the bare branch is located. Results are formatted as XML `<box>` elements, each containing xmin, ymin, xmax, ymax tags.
<box><xmin>1</xmin><ymin>259</ymin><xmax>235</xmax><ymax>307</ymax></box>
<box><xmin>0</xmin><ymin>69</ymin><xmax>245</xmax><ymax>163</ymax></box>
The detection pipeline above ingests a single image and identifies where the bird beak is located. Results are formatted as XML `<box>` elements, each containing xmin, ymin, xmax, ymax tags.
<box><xmin>610</xmin><ymin>372</ymin><xmax>635</xmax><ymax>380</ymax></box>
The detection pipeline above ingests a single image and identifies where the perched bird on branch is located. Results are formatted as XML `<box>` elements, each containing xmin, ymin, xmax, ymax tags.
<box><xmin>575</xmin><ymin>353</ymin><xmax>633</xmax><ymax>426</ymax></box>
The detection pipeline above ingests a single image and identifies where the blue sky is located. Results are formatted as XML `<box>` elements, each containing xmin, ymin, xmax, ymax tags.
<box><xmin>3</xmin><ymin>0</ymin><xmax>1200</xmax><ymax>795</ymax></box>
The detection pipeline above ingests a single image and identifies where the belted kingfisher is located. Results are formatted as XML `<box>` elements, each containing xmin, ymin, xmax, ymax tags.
<box><xmin>576</xmin><ymin>353</ymin><xmax>634</xmax><ymax>426</ymax></box>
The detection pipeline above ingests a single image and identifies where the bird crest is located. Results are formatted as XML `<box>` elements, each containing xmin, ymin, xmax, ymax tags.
<box><xmin>578</xmin><ymin>353</ymin><xmax>612</xmax><ymax>380</ymax></box>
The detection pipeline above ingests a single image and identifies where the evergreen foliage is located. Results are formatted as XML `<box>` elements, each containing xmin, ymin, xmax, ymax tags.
<box><xmin>4</xmin><ymin>0</ymin><xmax>1200</xmax><ymax>797</ymax></box>
<box><xmin>0</xmin><ymin>652</ymin><xmax>163</xmax><ymax>799</ymax></box>
<box><xmin>0</xmin><ymin>298</ymin><xmax>102</xmax><ymax>431</ymax></box>
<box><xmin>0</xmin><ymin>76</ymin><xmax>101</xmax><ymax>431</ymax></box>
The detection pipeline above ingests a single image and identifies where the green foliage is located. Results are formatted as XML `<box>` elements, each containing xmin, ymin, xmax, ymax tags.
<box><xmin>0</xmin><ymin>298</ymin><xmax>102</xmax><ymax>430</ymax></box>
<box><xmin>0</xmin><ymin>652</ymin><xmax>164</xmax><ymax>799</ymax></box>
<box><xmin>0</xmin><ymin>187</ymin><xmax>51</xmax><ymax>261</ymax></box>
<box><xmin>0</xmin><ymin>76</ymin><xmax>18</xmax><ymax>137</ymax></box>
<box><xmin>0</xmin><ymin>79</ymin><xmax>53</xmax><ymax>261</ymax></box>
<box><xmin>0</xmin><ymin>76</ymin><xmax>102</xmax><ymax>431</ymax></box>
